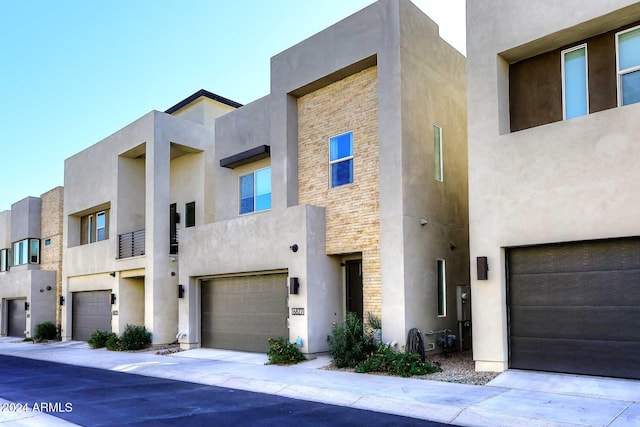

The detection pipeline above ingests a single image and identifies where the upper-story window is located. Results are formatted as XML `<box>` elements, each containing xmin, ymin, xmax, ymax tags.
<box><xmin>434</xmin><ymin>125</ymin><xmax>443</xmax><ymax>182</ymax></box>
<box><xmin>12</xmin><ymin>239</ymin><xmax>39</xmax><ymax>266</ymax></box>
<box><xmin>437</xmin><ymin>259</ymin><xmax>446</xmax><ymax>317</ymax></box>
<box><xmin>329</xmin><ymin>132</ymin><xmax>353</xmax><ymax>188</ymax></box>
<box><xmin>239</xmin><ymin>167</ymin><xmax>271</xmax><ymax>214</ymax></box>
<box><xmin>562</xmin><ymin>44</ymin><xmax>589</xmax><ymax>119</ymax></box>
<box><xmin>0</xmin><ymin>248</ymin><xmax>9</xmax><ymax>272</ymax></box>
<box><xmin>617</xmin><ymin>26</ymin><xmax>640</xmax><ymax>106</ymax></box>
<box><xmin>185</xmin><ymin>201</ymin><xmax>196</xmax><ymax>228</ymax></box>
<box><xmin>81</xmin><ymin>210</ymin><xmax>109</xmax><ymax>245</ymax></box>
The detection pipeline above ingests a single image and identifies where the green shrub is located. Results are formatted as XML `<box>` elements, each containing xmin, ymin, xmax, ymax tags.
<box><xmin>327</xmin><ymin>312</ymin><xmax>376</xmax><ymax>368</ymax></box>
<box><xmin>118</xmin><ymin>324</ymin><xmax>152</xmax><ymax>351</ymax></box>
<box><xmin>34</xmin><ymin>322</ymin><xmax>57</xmax><ymax>341</ymax></box>
<box><xmin>88</xmin><ymin>330</ymin><xmax>112</xmax><ymax>349</ymax></box>
<box><xmin>267</xmin><ymin>337</ymin><xmax>306</xmax><ymax>365</ymax></box>
<box><xmin>105</xmin><ymin>333</ymin><xmax>120</xmax><ymax>351</ymax></box>
<box><xmin>356</xmin><ymin>344</ymin><xmax>441</xmax><ymax>377</ymax></box>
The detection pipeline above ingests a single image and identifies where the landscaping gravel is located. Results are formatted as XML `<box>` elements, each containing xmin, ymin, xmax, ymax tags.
<box><xmin>421</xmin><ymin>350</ymin><xmax>499</xmax><ymax>385</ymax></box>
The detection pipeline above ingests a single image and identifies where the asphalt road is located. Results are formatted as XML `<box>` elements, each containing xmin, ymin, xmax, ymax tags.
<box><xmin>0</xmin><ymin>355</ymin><xmax>451</xmax><ymax>426</ymax></box>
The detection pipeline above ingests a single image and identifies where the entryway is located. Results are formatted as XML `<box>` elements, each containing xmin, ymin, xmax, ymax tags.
<box><xmin>345</xmin><ymin>259</ymin><xmax>363</xmax><ymax>321</ymax></box>
<box><xmin>7</xmin><ymin>299</ymin><xmax>26</xmax><ymax>338</ymax></box>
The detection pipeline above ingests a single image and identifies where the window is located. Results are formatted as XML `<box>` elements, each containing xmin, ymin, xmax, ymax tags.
<box><xmin>81</xmin><ymin>209</ymin><xmax>109</xmax><ymax>245</ymax></box>
<box><xmin>44</xmin><ymin>239</ymin><xmax>51</xmax><ymax>246</ymax></box>
<box><xmin>434</xmin><ymin>125</ymin><xmax>443</xmax><ymax>182</ymax></box>
<box><xmin>185</xmin><ymin>202</ymin><xmax>196</xmax><ymax>228</ymax></box>
<box><xmin>239</xmin><ymin>167</ymin><xmax>271</xmax><ymax>214</ymax></box>
<box><xmin>437</xmin><ymin>259</ymin><xmax>446</xmax><ymax>317</ymax></box>
<box><xmin>0</xmin><ymin>248</ymin><xmax>9</xmax><ymax>272</ymax></box>
<box><xmin>329</xmin><ymin>132</ymin><xmax>353</xmax><ymax>187</ymax></box>
<box><xmin>617</xmin><ymin>26</ymin><xmax>640</xmax><ymax>106</ymax></box>
<box><xmin>562</xmin><ymin>45</ymin><xmax>589</xmax><ymax>119</ymax></box>
<box><xmin>12</xmin><ymin>239</ymin><xmax>39</xmax><ymax>266</ymax></box>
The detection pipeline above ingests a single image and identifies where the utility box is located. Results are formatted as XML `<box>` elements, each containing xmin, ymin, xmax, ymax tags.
<box><xmin>456</xmin><ymin>285</ymin><xmax>471</xmax><ymax>322</ymax></box>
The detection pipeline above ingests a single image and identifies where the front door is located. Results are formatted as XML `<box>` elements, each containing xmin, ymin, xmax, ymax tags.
<box><xmin>346</xmin><ymin>260</ymin><xmax>363</xmax><ymax>321</ymax></box>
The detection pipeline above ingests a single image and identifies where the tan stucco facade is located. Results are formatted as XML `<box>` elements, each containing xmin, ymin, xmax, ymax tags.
<box><xmin>467</xmin><ymin>0</ymin><xmax>640</xmax><ymax>371</ymax></box>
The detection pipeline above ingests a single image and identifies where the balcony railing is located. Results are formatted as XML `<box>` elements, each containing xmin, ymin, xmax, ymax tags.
<box><xmin>118</xmin><ymin>229</ymin><xmax>145</xmax><ymax>259</ymax></box>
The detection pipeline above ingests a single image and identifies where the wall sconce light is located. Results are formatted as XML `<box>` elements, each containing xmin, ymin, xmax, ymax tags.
<box><xmin>46</xmin><ymin>286</ymin><xmax>52</xmax><ymax>291</ymax></box>
<box><xmin>109</xmin><ymin>272</ymin><xmax>116</xmax><ymax>277</ymax></box>
<box><xmin>477</xmin><ymin>256</ymin><xmax>489</xmax><ymax>280</ymax></box>
<box><xmin>290</xmin><ymin>244</ymin><xmax>299</xmax><ymax>253</ymax></box>
<box><xmin>110</xmin><ymin>293</ymin><xmax>117</xmax><ymax>305</ymax></box>
<box><xmin>420</xmin><ymin>218</ymin><xmax>429</xmax><ymax>226</ymax></box>
<box><xmin>289</xmin><ymin>277</ymin><xmax>299</xmax><ymax>295</ymax></box>
<box><xmin>24</xmin><ymin>301</ymin><xmax>30</xmax><ymax>311</ymax></box>
<box><xmin>178</xmin><ymin>284</ymin><xmax>185</xmax><ymax>299</ymax></box>
<box><xmin>59</xmin><ymin>296</ymin><xmax>65</xmax><ymax>306</ymax></box>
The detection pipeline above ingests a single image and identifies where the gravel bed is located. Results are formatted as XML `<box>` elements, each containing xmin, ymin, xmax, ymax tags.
<box><xmin>420</xmin><ymin>350</ymin><xmax>499</xmax><ymax>385</ymax></box>
<box><xmin>323</xmin><ymin>350</ymin><xmax>500</xmax><ymax>386</ymax></box>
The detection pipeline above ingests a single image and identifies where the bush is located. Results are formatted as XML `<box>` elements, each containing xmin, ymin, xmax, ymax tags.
<box><xmin>34</xmin><ymin>322</ymin><xmax>58</xmax><ymax>341</ymax></box>
<box><xmin>327</xmin><ymin>312</ymin><xmax>376</xmax><ymax>368</ymax></box>
<box><xmin>267</xmin><ymin>337</ymin><xmax>306</xmax><ymax>365</ymax></box>
<box><xmin>105</xmin><ymin>333</ymin><xmax>120</xmax><ymax>351</ymax></box>
<box><xmin>118</xmin><ymin>324</ymin><xmax>152</xmax><ymax>351</ymax></box>
<box><xmin>88</xmin><ymin>330</ymin><xmax>112</xmax><ymax>349</ymax></box>
<box><xmin>356</xmin><ymin>344</ymin><xmax>441</xmax><ymax>377</ymax></box>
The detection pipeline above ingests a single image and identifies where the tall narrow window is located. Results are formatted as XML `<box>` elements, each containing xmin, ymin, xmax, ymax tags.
<box><xmin>617</xmin><ymin>26</ymin><xmax>640</xmax><ymax>106</ymax></box>
<box><xmin>562</xmin><ymin>45</ymin><xmax>588</xmax><ymax>119</ymax></box>
<box><xmin>434</xmin><ymin>125</ymin><xmax>443</xmax><ymax>181</ymax></box>
<box><xmin>437</xmin><ymin>259</ymin><xmax>446</xmax><ymax>317</ymax></box>
<box><xmin>239</xmin><ymin>167</ymin><xmax>271</xmax><ymax>215</ymax></box>
<box><xmin>329</xmin><ymin>132</ymin><xmax>353</xmax><ymax>187</ymax></box>
<box><xmin>185</xmin><ymin>202</ymin><xmax>196</xmax><ymax>228</ymax></box>
<box><xmin>0</xmin><ymin>248</ymin><xmax>8</xmax><ymax>272</ymax></box>
<box><xmin>96</xmin><ymin>211</ymin><xmax>106</xmax><ymax>242</ymax></box>
<box><xmin>88</xmin><ymin>214</ymin><xmax>95</xmax><ymax>243</ymax></box>
<box><xmin>29</xmin><ymin>239</ymin><xmax>39</xmax><ymax>264</ymax></box>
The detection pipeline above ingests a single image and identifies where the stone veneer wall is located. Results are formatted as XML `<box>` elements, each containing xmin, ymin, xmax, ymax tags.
<box><xmin>40</xmin><ymin>186</ymin><xmax>64</xmax><ymax>326</ymax></box>
<box><xmin>297</xmin><ymin>66</ymin><xmax>381</xmax><ymax>317</ymax></box>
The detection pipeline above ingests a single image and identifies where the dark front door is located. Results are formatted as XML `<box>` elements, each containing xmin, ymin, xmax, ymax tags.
<box><xmin>346</xmin><ymin>260</ymin><xmax>363</xmax><ymax>321</ymax></box>
<box><xmin>7</xmin><ymin>299</ymin><xmax>26</xmax><ymax>337</ymax></box>
<box><xmin>508</xmin><ymin>237</ymin><xmax>640</xmax><ymax>379</ymax></box>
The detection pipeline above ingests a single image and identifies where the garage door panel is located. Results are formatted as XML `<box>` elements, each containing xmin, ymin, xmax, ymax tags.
<box><xmin>7</xmin><ymin>299</ymin><xmax>26</xmax><ymax>338</ymax></box>
<box><xmin>72</xmin><ymin>291</ymin><xmax>112</xmax><ymax>342</ymax></box>
<box><xmin>510</xmin><ymin>270</ymin><xmax>640</xmax><ymax>306</ymax></box>
<box><xmin>511</xmin><ymin>337</ymin><xmax>640</xmax><ymax>379</ymax></box>
<box><xmin>510</xmin><ymin>306</ymin><xmax>640</xmax><ymax>341</ymax></box>
<box><xmin>509</xmin><ymin>239</ymin><xmax>640</xmax><ymax>275</ymax></box>
<box><xmin>201</xmin><ymin>274</ymin><xmax>288</xmax><ymax>352</ymax></box>
<box><xmin>508</xmin><ymin>237</ymin><xmax>640</xmax><ymax>379</ymax></box>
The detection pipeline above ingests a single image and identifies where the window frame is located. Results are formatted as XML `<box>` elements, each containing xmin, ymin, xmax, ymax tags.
<box><xmin>616</xmin><ymin>25</ymin><xmax>640</xmax><ymax>107</ymax></box>
<box><xmin>561</xmin><ymin>44</ymin><xmax>589</xmax><ymax>119</ymax></box>
<box><xmin>95</xmin><ymin>211</ymin><xmax>106</xmax><ymax>242</ymax></box>
<box><xmin>437</xmin><ymin>259</ymin><xmax>446</xmax><ymax>317</ymax></box>
<box><xmin>11</xmin><ymin>239</ymin><xmax>40</xmax><ymax>266</ymax></box>
<box><xmin>433</xmin><ymin>125</ymin><xmax>443</xmax><ymax>182</ymax></box>
<box><xmin>0</xmin><ymin>248</ymin><xmax>8</xmax><ymax>272</ymax></box>
<box><xmin>239</xmin><ymin>166</ymin><xmax>272</xmax><ymax>215</ymax></box>
<box><xmin>185</xmin><ymin>201</ymin><xmax>196</xmax><ymax>228</ymax></box>
<box><xmin>328</xmin><ymin>131</ymin><xmax>354</xmax><ymax>188</ymax></box>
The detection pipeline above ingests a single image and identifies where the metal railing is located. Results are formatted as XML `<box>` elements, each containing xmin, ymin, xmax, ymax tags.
<box><xmin>118</xmin><ymin>229</ymin><xmax>145</xmax><ymax>259</ymax></box>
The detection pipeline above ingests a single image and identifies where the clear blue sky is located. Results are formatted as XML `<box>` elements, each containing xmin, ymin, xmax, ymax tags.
<box><xmin>0</xmin><ymin>0</ymin><xmax>465</xmax><ymax>211</ymax></box>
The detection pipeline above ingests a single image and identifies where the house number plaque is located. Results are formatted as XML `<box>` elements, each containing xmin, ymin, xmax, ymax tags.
<box><xmin>291</xmin><ymin>308</ymin><xmax>305</xmax><ymax>315</ymax></box>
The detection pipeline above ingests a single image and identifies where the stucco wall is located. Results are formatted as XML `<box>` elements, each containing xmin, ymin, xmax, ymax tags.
<box><xmin>467</xmin><ymin>0</ymin><xmax>640</xmax><ymax>371</ymax></box>
<box><xmin>11</xmin><ymin>197</ymin><xmax>41</xmax><ymax>241</ymax></box>
<box><xmin>0</xmin><ymin>211</ymin><xmax>10</xmax><ymax>248</ymax></box>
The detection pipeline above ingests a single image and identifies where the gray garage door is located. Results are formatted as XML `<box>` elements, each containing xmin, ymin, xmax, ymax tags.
<box><xmin>7</xmin><ymin>299</ymin><xmax>26</xmax><ymax>338</ymax></box>
<box><xmin>201</xmin><ymin>274</ymin><xmax>288</xmax><ymax>352</ymax></box>
<box><xmin>508</xmin><ymin>237</ymin><xmax>640</xmax><ymax>379</ymax></box>
<box><xmin>72</xmin><ymin>291</ymin><xmax>112</xmax><ymax>341</ymax></box>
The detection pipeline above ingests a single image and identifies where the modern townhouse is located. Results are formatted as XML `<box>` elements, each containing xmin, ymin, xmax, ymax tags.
<box><xmin>467</xmin><ymin>1</ymin><xmax>640</xmax><ymax>378</ymax></box>
<box><xmin>0</xmin><ymin>186</ymin><xmax>63</xmax><ymax>338</ymax></box>
<box><xmin>178</xmin><ymin>0</ymin><xmax>468</xmax><ymax>354</ymax></box>
<box><xmin>61</xmin><ymin>91</ymin><xmax>240</xmax><ymax>343</ymax></box>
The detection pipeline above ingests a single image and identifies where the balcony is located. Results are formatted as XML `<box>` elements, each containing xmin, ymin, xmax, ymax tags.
<box><xmin>118</xmin><ymin>229</ymin><xmax>145</xmax><ymax>259</ymax></box>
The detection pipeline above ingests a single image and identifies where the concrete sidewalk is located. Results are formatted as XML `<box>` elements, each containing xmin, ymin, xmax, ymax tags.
<box><xmin>0</xmin><ymin>338</ymin><xmax>638</xmax><ymax>426</ymax></box>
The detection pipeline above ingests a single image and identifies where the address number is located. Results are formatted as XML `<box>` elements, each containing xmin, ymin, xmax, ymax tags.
<box><xmin>291</xmin><ymin>308</ymin><xmax>305</xmax><ymax>316</ymax></box>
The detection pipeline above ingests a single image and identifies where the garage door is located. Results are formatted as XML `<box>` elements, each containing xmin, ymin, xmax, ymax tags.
<box><xmin>508</xmin><ymin>237</ymin><xmax>640</xmax><ymax>379</ymax></box>
<box><xmin>201</xmin><ymin>274</ymin><xmax>288</xmax><ymax>352</ymax></box>
<box><xmin>72</xmin><ymin>291</ymin><xmax>112</xmax><ymax>341</ymax></box>
<box><xmin>7</xmin><ymin>299</ymin><xmax>26</xmax><ymax>338</ymax></box>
